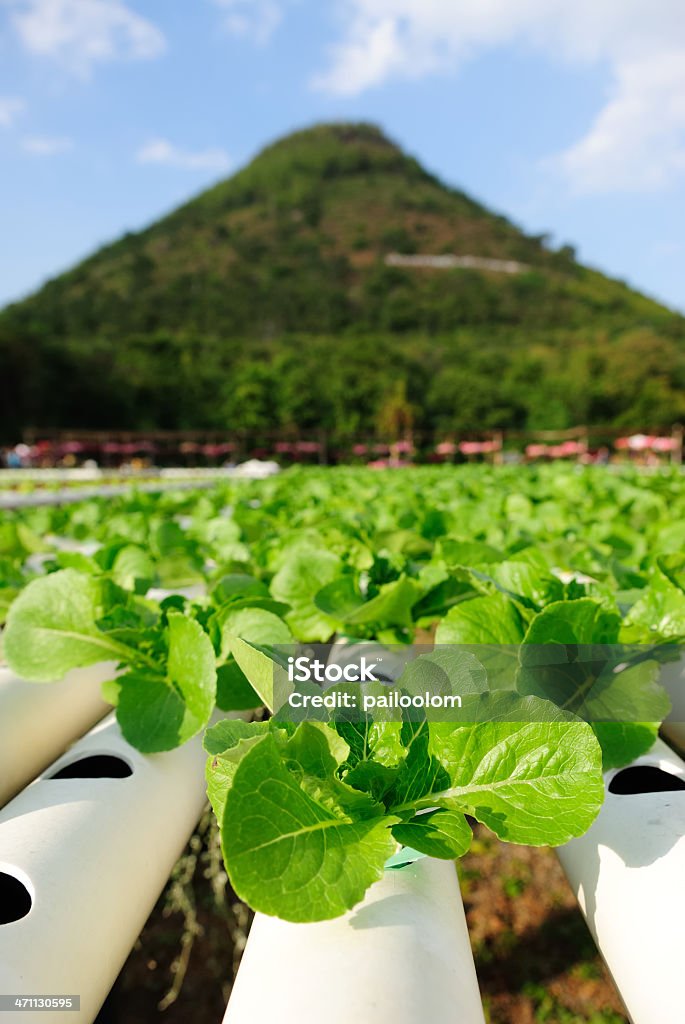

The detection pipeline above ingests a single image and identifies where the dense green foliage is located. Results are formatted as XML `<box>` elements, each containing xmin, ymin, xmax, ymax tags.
<box><xmin>2</xmin><ymin>464</ymin><xmax>684</xmax><ymax>919</ymax></box>
<box><xmin>2</xmin><ymin>123</ymin><xmax>684</xmax><ymax>441</ymax></box>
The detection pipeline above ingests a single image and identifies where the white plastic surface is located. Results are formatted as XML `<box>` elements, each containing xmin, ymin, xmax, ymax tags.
<box><xmin>660</xmin><ymin>654</ymin><xmax>685</xmax><ymax>752</ymax></box>
<box><xmin>0</xmin><ymin>463</ymin><xmax>280</xmax><ymax>508</ymax></box>
<box><xmin>557</xmin><ymin>738</ymin><xmax>685</xmax><ymax>1024</ymax></box>
<box><xmin>0</xmin><ymin>480</ymin><xmax>220</xmax><ymax>509</ymax></box>
<box><xmin>0</xmin><ymin>664</ymin><xmax>113</xmax><ymax>808</ymax></box>
<box><xmin>0</xmin><ymin>714</ymin><xmax>212</xmax><ymax>1024</ymax></box>
<box><xmin>224</xmin><ymin>857</ymin><xmax>485</xmax><ymax>1024</ymax></box>
<box><xmin>0</xmin><ymin>580</ymin><xmax>206</xmax><ymax>809</ymax></box>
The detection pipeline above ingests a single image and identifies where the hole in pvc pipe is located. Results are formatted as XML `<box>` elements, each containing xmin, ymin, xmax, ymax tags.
<box><xmin>48</xmin><ymin>754</ymin><xmax>133</xmax><ymax>780</ymax></box>
<box><xmin>0</xmin><ymin>873</ymin><xmax>32</xmax><ymax>924</ymax></box>
<box><xmin>609</xmin><ymin>765</ymin><xmax>685</xmax><ymax>795</ymax></box>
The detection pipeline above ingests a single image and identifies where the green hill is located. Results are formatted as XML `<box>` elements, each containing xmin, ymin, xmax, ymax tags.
<box><xmin>2</xmin><ymin>121</ymin><xmax>684</xmax><ymax>442</ymax></box>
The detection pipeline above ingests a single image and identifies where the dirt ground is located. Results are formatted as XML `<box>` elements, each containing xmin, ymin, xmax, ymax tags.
<box><xmin>459</xmin><ymin>825</ymin><xmax>627</xmax><ymax>1024</ymax></box>
<box><xmin>95</xmin><ymin>818</ymin><xmax>628</xmax><ymax>1024</ymax></box>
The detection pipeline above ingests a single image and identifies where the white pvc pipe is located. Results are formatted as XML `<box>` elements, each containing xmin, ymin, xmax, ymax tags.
<box><xmin>224</xmin><ymin>857</ymin><xmax>485</xmax><ymax>1024</ymax></box>
<box><xmin>660</xmin><ymin>654</ymin><xmax>685</xmax><ymax>752</ymax></box>
<box><xmin>0</xmin><ymin>664</ymin><xmax>113</xmax><ymax>808</ymax></box>
<box><xmin>0</xmin><ymin>580</ymin><xmax>207</xmax><ymax>810</ymax></box>
<box><xmin>0</xmin><ymin>479</ymin><xmax>220</xmax><ymax>510</ymax></box>
<box><xmin>0</xmin><ymin>468</ymin><xmax>230</xmax><ymax>484</ymax></box>
<box><xmin>557</xmin><ymin>738</ymin><xmax>685</xmax><ymax>1024</ymax></box>
<box><xmin>0</xmin><ymin>713</ymin><xmax>214</xmax><ymax>1024</ymax></box>
<box><xmin>0</xmin><ymin>463</ymin><xmax>279</xmax><ymax>510</ymax></box>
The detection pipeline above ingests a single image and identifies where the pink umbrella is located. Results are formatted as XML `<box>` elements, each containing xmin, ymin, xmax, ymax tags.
<box><xmin>651</xmin><ymin>437</ymin><xmax>678</xmax><ymax>452</ymax></box>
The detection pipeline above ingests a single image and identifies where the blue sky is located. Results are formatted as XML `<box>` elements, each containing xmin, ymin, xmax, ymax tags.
<box><xmin>1</xmin><ymin>0</ymin><xmax>685</xmax><ymax>312</ymax></box>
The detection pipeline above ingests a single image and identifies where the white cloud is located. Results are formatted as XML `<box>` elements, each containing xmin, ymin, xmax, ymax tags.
<box><xmin>22</xmin><ymin>134</ymin><xmax>72</xmax><ymax>154</ymax></box>
<box><xmin>0</xmin><ymin>95</ymin><xmax>26</xmax><ymax>126</ymax></box>
<box><xmin>314</xmin><ymin>17</ymin><xmax>404</xmax><ymax>95</ymax></box>
<box><xmin>5</xmin><ymin>0</ymin><xmax>166</xmax><ymax>75</ymax></box>
<box><xmin>212</xmin><ymin>0</ymin><xmax>282</xmax><ymax>45</ymax></box>
<box><xmin>314</xmin><ymin>0</ymin><xmax>685</xmax><ymax>193</ymax></box>
<box><xmin>136</xmin><ymin>138</ymin><xmax>232</xmax><ymax>172</ymax></box>
<box><xmin>557</xmin><ymin>53</ymin><xmax>685</xmax><ymax>192</ymax></box>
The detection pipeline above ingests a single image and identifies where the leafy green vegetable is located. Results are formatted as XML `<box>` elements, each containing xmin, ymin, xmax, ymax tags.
<box><xmin>221</xmin><ymin>728</ymin><xmax>398</xmax><ymax>921</ymax></box>
<box><xmin>270</xmin><ymin>545</ymin><xmax>341</xmax><ymax>641</ymax></box>
<box><xmin>205</xmin><ymin>719</ymin><xmax>270</xmax><ymax>820</ymax></box>
<box><xmin>116</xmin><ymin>612</ymin><xmax>216</xmax><ymax>752</ymax></box>
<box><xmin>427</xmin><ymin>706</ymin><xmax>603</xmax><ymax>846</ymax></box>
<box><xmin>436</xmin><ymin>592</ymin><xmax>526</xmax><ymax>646</ymax></box>
<box><xmin>3</xmin><ymin>570</ymin><xmax>132</xmax><ymax>681</ymax></box>
<box><xmin>210</xmin><ymin>692</ymin><xmax>603</xmax><ymax>919</ymax></box>
<box><xmin>391</xmin><ymin>809</ymin><xmax>473</xmax><ymax>860</ymax></box>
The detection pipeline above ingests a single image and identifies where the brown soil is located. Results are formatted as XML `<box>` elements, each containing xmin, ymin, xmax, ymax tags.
<box><xmin>461</xmin><ymin>825</ymin><xmax>628</xmax><ymax>1024</ymax></box>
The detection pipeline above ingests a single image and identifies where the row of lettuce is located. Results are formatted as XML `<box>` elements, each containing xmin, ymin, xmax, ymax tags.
<box><xmin>1</xmin><ymin>465</ymin><xmax>683</xmax><ymax>921</ymax></box>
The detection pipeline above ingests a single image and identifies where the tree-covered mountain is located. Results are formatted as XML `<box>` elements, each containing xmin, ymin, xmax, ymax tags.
<box><xmin>2</xmin><ymin>122</ymin><xmax>684</xmax><ymax>442</ymax></box>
